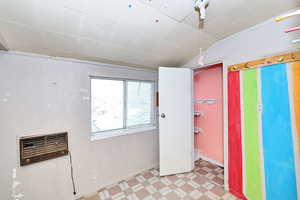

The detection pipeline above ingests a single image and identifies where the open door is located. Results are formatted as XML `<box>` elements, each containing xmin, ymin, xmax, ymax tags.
<box><xmin>159</xmin><ymin>67</ymin><xmax>194</xmax><ymax>176</ymax></box>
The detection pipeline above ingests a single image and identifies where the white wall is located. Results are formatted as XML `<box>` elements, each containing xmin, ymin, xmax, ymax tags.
<box><xmin>0</xmin><ymin>51</ymin><xmax>159</xmax><ymax>200</ymax></box>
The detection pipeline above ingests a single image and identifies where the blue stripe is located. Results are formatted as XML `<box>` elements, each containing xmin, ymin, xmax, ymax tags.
<box><xmin>261</xmin><ymin>63</ymin><xmax>298</xmax><ymax>200</ymax></box>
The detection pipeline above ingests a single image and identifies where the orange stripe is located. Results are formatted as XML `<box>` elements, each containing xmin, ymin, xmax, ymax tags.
<box><xmin>293</xmin><ymin>61</ymin><xmax>300</xmax><ymax>155</ymax></box>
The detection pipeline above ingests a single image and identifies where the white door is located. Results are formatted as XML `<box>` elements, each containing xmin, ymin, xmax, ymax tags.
<box><xmin>159</xmin><ymin>67</ymin><xmax>194</xmax><ymax>176</ymax></box>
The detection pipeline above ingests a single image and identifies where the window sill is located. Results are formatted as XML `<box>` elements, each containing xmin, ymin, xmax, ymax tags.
<box><xmin>90</xmin><ymin>125</ymin><xmax>157</xmax><ymax>141</ymax></box>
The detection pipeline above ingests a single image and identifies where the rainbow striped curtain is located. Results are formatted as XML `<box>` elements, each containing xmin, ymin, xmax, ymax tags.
<box><xmin>228</xmin><ymin>62</ymin><xmax>300</xmax><ymax>200</ymax></box>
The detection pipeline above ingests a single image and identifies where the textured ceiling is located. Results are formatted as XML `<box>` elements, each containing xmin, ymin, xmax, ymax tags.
<box><xmin>0</xmin><ymin>0</ymin><xmax>299</xmax><ymax>68</ymax></box>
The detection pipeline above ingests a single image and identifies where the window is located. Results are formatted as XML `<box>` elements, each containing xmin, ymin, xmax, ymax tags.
<box><xmin>91</xmin><ymin>77</ymin><xmax>156</xmax><ymax>139</ymax></box>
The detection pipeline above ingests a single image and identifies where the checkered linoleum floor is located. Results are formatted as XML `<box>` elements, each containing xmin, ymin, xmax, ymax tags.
<box><xmin>84</xmin><ymin>160</ymin><xmax>239</xmax><ymax>200</ymax></box>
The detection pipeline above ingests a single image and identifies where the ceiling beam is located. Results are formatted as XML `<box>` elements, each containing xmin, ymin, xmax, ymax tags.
<box><xmin>0</xmin><ymin>33</ymin><xmax>8</xmax><ymax>51</ymax></box>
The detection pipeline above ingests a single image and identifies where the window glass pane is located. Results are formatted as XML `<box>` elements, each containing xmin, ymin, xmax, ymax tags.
<box><xmin>127</xmin><ymin>81</ymin><xmax>152</xmax><ymax>126</ymax></box>
<box><xmin>91</xmin><ymin>79</ymin><xmax>124</xmax><ymax>132</ymax></box>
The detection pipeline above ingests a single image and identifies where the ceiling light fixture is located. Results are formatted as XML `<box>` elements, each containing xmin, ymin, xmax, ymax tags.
<box><xmin>195</xmin><ymin>0</ymin><xmax>209</xmax><ymax>20</ymax></box>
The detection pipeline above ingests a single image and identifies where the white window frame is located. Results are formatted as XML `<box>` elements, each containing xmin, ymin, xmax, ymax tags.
<box><xmin>90</xmin><ymin>76</ymin><xmax>157</xmax><ymax>141</ymax></box>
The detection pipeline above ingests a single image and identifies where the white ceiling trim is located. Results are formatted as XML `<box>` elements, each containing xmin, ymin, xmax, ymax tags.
<box><xmin>0</xmin><ymin>50</ymin><xmax>159</xmax><ymax>72</ymax></box>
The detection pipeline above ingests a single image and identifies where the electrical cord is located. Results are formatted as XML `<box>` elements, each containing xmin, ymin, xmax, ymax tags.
<box><xmin>69</xmin><ymin>151</ymin><xmax>77</xmax><ymax>195</ymax></box>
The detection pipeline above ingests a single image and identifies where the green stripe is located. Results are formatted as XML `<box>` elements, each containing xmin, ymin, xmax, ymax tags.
<box><xmin>242</xmin><ymin>69</ymin><xmax>263</xmax><ymax>200</ymax></box>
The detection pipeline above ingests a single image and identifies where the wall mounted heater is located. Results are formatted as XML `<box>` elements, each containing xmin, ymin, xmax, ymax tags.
<box><xmin>19</xmin><ymin>132</ymin><xmax>68</xmax><ymax>166</ymax></box>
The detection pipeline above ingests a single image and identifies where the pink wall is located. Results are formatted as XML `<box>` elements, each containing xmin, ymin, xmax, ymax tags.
<box><xmin>194</xmin><ymin>65</ymin><xmax>224</xmax><ymax>164</ymax></box>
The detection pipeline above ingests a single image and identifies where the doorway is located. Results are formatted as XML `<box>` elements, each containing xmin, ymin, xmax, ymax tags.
<box><xmin>193</xmin><ymin>63</ymin><xmax>224</xmax><ymax>174</ymax></box>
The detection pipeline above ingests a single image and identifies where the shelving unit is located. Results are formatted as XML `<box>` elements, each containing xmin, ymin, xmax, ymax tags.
<box><xmin>194</xmin><ymin>127</ymin><xmax>202</xmax><ymax>134</ymax></box>
<box><xmin>194</xmin><ymin>99</ymin><xmax>216</xmax><ymax>104</ymax></box>
<box><xmin>194</xmin><ymin>111</ymin><xmax>203</xmax><ymax>117</ymax></box>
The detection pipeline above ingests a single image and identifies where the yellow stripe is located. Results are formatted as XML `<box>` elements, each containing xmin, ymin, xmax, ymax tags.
<box><xmin>293</xmin><ymin>61</ymin><xmax>300</xmax><ymax>155</ymax></box>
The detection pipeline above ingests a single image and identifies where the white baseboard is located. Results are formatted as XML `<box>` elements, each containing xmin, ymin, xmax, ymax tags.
<box><xmin>194</xmin><ymin>149</ymin><xmax>201</xmax><ymax>161</ymax></box>
<box><xmin>194</xmin><ymin>149</ymin><xmax>224</xmax><ymax>167</ymax></box>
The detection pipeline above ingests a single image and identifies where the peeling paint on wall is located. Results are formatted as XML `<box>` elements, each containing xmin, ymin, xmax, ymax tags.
<box><xmin>11</xmin><ymin>169</ymin><xmax>24</xmax><ymax>200</ymax></box>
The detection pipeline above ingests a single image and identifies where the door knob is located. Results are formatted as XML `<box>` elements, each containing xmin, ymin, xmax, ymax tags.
<box><xmin>161</xmin><ymin>113</ymin><xmax>166</xmax><ymax>118</ymax></box>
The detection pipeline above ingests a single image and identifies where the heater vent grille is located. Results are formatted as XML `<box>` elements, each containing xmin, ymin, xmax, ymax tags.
<box><xmin>20</xmin><ymin>132</ymin><xmax>68</xmax><ymax>166</ymax></box>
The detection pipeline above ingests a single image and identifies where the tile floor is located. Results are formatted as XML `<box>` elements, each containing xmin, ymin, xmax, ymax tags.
<box><xmin>84</xmin><ymin>160</ymin><xmax>239</xmax><ymax>200</ymax></box>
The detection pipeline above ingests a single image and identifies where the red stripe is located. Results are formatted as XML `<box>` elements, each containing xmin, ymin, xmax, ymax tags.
<box><xmin>228</xmin><ymin>71</ymin><xmax>247</xmax><ymax>200</ymax></box>
<box><xmin>284</xmin><ymin>26</ymin><xmax>300</xmax><ymax>33</ymax></box>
